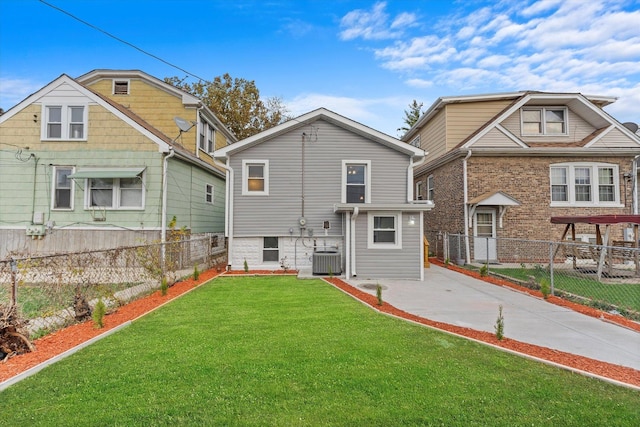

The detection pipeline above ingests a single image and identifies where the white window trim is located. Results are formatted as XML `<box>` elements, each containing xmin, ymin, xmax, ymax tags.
<box><xmin>205</xmin><ymin>183</ymin><xmax>214</xmax><ymax>204</ymax></box>
<box><xmin>410</xmin><ymin>135</ymin><xmax>420</xmax><ymax>147</ymax></box>
<box><xmin>263</xmin><ymin>237</ymin><xmax>279</xmax><ymax>263</ymax></box>
<box><xmin>242</xmin><ymin>159</ymin><xmax>269</xmax><ymax>196</ymax></box>
<box><xmin>427</xmin><ymin>175</ymin><xmax>434</xmax><ymax>201</ymax></box>
<box><xmin>41</xmin><ymin>104</ymin><xmax>88</xmax><ymax>141</ymax></box>
<box><xmin>51</xmin><ymin>166</ymin><xmax>75</xmax><ymax>211</ymax></box>
<box><xmin>367</xmin><ymin>212</ymin><xmax>402</xmax><ymax>250</ymax></box>
<box><xmin>341</xmin><ymin>160</ymin><xmax>371</xmax><ymax>203</ymax></box>
<box><xmin>549</xmin><ymin>162</ymin><xmax>621</xmax><ymax>207</ymax></box>
<box><xmin>112</xmin><ymin>79</ymin><xmax>130</xmax><ymax>95</ymax></box>
<box><xmin>83</xmin><ymin>175</ymin><xmax>145</xmax><ymax>210</ymax></box>
<box><xmin>521</xmin><ymin>106</ymin><xmax>568</xmax><ymax>136</ymax></box>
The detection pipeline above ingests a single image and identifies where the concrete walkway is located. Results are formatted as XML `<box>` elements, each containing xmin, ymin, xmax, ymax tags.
<box><xmin>344</xmin><ymin>265</ymin><xmax>640</xmax><ymax>372</ymax></box>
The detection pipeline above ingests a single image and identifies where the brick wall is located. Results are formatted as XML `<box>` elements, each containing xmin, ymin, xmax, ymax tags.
<box><xmin>469</xmin><ymin>155</ymin><xmax>634</xmax><ymax>241</ymax></box>
<box><xmin>417</xmin><ymin>154</ymin><xmax>635</xmax><ymax>242</ymax></box>
<box><xmin>416</xmin><ymin>159</ymin><xmax>466</xmax><ymax>234</ymax></box>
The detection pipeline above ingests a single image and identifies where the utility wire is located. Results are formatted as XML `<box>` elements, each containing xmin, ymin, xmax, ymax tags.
<box><xmin>38</xmin><ymin>0</ymin><xmax>209</xmax><ymax>82</ymax></box>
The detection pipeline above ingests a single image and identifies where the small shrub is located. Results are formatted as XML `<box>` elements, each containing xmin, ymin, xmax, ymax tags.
<box><xmin>193</xmin><ymin>264</ymin><xmax>200</xmax><ymax>281</ymax></box>
<box><xmin>376</xmin><ymin>284</ymin><xmax>383</xmax><ymax>306</ymax></box>
<box><xmin>328</xmin><ymin>264</ymin><xmax>333</xmax><ymax>278</ymax></box>
<box><xmin>160</xmin><ymin>277</ymin><xmax>169</xmax><ymax>296</ymax></box>
<box><xmin>280</xmin><ymin>256</ymin><xmax>290</xmax><ymax>273</ymax></box>
<box><xmin>92</xmin><ymin>299</ymin><xmax>106</xmax><ymax>329</ymax></box>
<box><xmin>539</xmin><ymin>278</ymin><xmax>551</xmax><ymax>300</ymax></box>
<box><xmin>444</xmin><ymin>258</ymin><xmax>450</xmax><ymax>266</ymax></box>
<box><xmin>480</xmin><ymin>265</ymin><xmax>488</xmax><ymax>277</ymax></box>
<box><xmin>243</xmin><ymin>259</ymin><xmax>249</xmax><ymax>273</ymax></box>
<box><xmin>494</xmin><ymin>304</ymin><xmax>504</xmax><ymax>341</ymax></box>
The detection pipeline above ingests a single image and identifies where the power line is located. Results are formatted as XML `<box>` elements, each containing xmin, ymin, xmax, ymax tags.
<box><xmin>38</xmin><ymin>0</ymin><xmax>209</xmax><ymax>82</ymax></box>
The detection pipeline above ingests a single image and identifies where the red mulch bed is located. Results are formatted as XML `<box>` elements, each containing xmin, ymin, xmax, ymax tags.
<box><xmin>2</xmin><ymin>265</ymin><xmax>639</xmax><ymax>388</ymax></box>
<box><xmin>0</xmin><ymin>269</ymin><xmax>219</xmax><ymax>383</ymax></box>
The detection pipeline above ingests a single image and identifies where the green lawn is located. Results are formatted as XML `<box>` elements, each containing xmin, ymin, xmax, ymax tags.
<box><xmin>1</xmin><ymin>276</ymin><xmax>639</xmax><ymax>426</ymax></box>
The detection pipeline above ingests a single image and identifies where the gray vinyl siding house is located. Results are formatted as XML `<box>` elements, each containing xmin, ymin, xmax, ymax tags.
<box><xmin>214</xmin><ymin>108</ymin><xmax>433</xmax><ymax>280</ymax></box>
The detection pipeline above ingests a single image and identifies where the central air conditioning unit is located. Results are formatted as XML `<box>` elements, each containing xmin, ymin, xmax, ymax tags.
<box><xmin>312</xmin><ymin>251</ymin><xmax>342</xmax><ymax>275</ymax></box>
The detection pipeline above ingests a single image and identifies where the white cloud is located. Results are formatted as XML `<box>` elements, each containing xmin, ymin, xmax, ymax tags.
<box><xmin>339</xmin><ymin>0</ymin><xmax>640</xmax><ymax>124</ymax></box>
<box><xmin>520</xmin><ymin>0</ymin><xmax>564</xmax><ymax>17</ymax></box>
<box><xmin>405</xmin><ymin>79</ymin><xmax>433</xmax><ymax>89</ymax></box>
<box><xmin>339</xmin><ymin>1</ymin><xmax>415</xmax><ymax>40</ymax></box>
<box><xmin>0</xmin><ymin>77</ymin><xmax>43</xmax><ymax>109</ymax></box>
<box><xmin>285</xmin><ymin>92</ymin><xmax>410</xmax><ymax>136</ymax></box>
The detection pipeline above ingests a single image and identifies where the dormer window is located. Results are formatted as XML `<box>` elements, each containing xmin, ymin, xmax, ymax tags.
<box><xmin>113</xmin><ymin>80</ymin><xmax>129</xmax><ymax>95</ymax></box>
<box><xmin>522</xmin><ymin>107</ymin><xmax>567</xmax><ymax>135</ymax></box>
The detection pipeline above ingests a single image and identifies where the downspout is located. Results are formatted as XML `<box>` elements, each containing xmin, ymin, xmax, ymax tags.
<box><xmin>345</xmin><ymin>212</ymin><xmax>351</xmax><ymax>278</ymax></box>
<box><xmin>214</xmin><ymin>157</ymin><xmax>234</xmax><ymax>269</ymax></box>
<box><xmin>161</xmin><ymin>148</ymin><xmax>175</xmax><ymax>269</ymax></box>
<box><xmin>463</xmin><ymin>150</ymin><xmax>472</xmax><ymax>263</ymax></box>
<box><xmin>350</xmin><ymin>207</ymin><xmax>359</xmax><ymax>277</ymax></box>
<box><xmin>407</xmin><ymin>151</ymin><xmax>427</xmax><ymax>202</ymax></box>
<box><xmin>30</xmin><ymin>155</ymin><xmax>39</xmax><ymax>224</ymax></box>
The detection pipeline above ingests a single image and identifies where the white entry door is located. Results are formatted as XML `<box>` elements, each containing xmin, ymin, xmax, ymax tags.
<box><xmin>474</xmin><ymin>210</ymin><xmax>497</xmax><ymax>262</ymax></box>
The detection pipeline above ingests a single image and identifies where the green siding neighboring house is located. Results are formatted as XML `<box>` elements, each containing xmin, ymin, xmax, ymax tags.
<box><xmin>0</xmin><ymin>71</ymin><xmax>235</xmax><ymax>258</ymax></box>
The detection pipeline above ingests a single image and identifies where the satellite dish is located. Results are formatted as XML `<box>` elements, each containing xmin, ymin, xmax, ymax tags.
<box><xmin>622</xmin><ymin>122</ymin><xmax>639</xmax><ymax>133</ymax></box>
<box><xmin>174</xmin><ymin>116</ymin><xmax>196</xmax><ymax>132</ymax></box>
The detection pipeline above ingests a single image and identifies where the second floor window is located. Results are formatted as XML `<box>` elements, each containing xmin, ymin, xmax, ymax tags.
<box><xmin>342</xmin><ymin>160</ymin><xmax>371</xmax><ymax>203</ymax></box>
<box><xmin>44</xmin><ymin>105</ymin><xmax>86</xmax><ymax>140</ymax></box>
<box><xmin>522</xmin><ymin>107</ymin><xmax>567</xmax><ymax>135</ymax></box>
<box><xmin>550</xmin><ymin>163</ymin><xmax>619</xmax><ymax>206</ymax></box>
<box><xmin>242</xmin><ymin>160</ymin><xmax>269</xmax><ymax>195</ymax></box>
<box><xmin>199</xmin><ymin>122</ymin><xmax>215</xmax><ymax>153</ymax></box>
<box><xmin>427</xmin><ymin>175</ymin><xmax>434</xmax><ymax>201</ymax></box>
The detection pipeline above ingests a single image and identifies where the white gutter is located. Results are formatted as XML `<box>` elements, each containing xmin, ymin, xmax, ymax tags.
<box><xmin>350</xmin><ymin>207</ymin><xmax>359</xmax><ymax>277</ymax></box>
<box><xmin>214</xmin><ymin>158</ymin><xmax>234</xmax><ymax>269</ymax></box>
<box><xmin>463</xmin><ymin>150</ymin><xmax>472</xmax><ymax>263</ymax></box>
<box><xmin>161</xmin><ymin>148</ymin><xmax>176</xmax><ymax>268</ymax></box>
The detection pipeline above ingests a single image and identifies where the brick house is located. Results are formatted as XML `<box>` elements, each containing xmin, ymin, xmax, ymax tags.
<box><xmin>402</xmin><ymin>91</ymin><xmax>640</xmax><ymax>263</ymax></box>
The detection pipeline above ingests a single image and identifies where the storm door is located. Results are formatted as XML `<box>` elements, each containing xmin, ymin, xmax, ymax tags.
<box><xmin>473</xmin><ymin>209</ymin><xmax>497</xmax><ymax>262</ymax></box>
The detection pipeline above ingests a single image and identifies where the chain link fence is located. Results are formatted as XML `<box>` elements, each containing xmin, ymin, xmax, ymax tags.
<box><xmin>0</xmin><ymin>234</ymin><xmax>227</xmax><ymax>338</ymax></box>
<box><xmin>427</xmin><ymin>231</ymin><xmax>640</xmax><ymax>321</ymax></box>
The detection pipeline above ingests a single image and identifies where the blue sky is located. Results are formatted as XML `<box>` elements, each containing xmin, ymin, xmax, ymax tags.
<box><xmin>1</xmin><ymin>0</ymin><xmax>639</xmax><ymax>137</ymax></box>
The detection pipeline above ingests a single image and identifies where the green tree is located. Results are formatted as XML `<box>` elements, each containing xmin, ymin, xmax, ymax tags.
<box><xmin>165</xmin><ymin>74</ymin><xmax>291</xmax><ymax>140</ymax></box>
<box><xmin>397</xmin><ymin>99</ymin><xmax>423</xmax><ymax>137</ymax></box>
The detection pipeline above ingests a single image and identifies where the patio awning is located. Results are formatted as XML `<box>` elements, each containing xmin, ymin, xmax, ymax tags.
<box><xmin>468</xmin><ymin>191</ymin><xmax>521</xmax><ymax>206</ymax></box>
<box><xmin>68</xmin><ymin>167</ymin><xmax>145</xmax><ymax>180</ymax></box>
